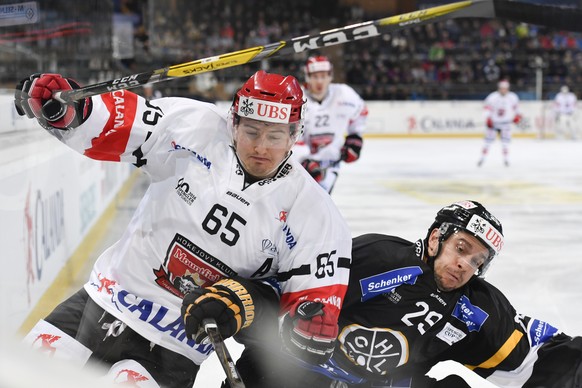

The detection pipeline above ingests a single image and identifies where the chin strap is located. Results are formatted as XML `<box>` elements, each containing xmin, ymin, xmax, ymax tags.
<box><xmin>425</xmin><ymin>240</ymin><xmax>442</xmax><ymax>267</ymax></box>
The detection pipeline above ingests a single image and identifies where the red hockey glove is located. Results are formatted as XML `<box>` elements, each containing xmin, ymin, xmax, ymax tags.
<box><xmin>301</xmin><ymin>159</ymin><xmax>324</xmax><ymax>183</ymax></box>
<box><xmin>513</xmin><ymin>114</ymin><xmax>522</xmax><ymax>124</ymax></box>
<box><xmin>182</xmin><ymin>278</ymin><xmax>255</xmax><ymax>343</ymax></box>
<box><xmin>281</xmin><ymin>301</ymin><xmax>338</xmax><ymax>365</ymax></box>
<box><xmin>486</xmin><ymin>117</ymin><xmax>494</xmax><ymax>129</ymax></box>
<box><xmin>14</xmin><ymin>73</ymin><xmax>92</xmax><ymax>131</ymax></box>
<box><xmin>340</xmin><ymin>134</ymin><xmax>363</xmax><ymax>163</ymax></box>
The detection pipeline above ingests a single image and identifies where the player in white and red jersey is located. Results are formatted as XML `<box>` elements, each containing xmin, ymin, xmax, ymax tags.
<box><xmin>478</xmin><ymin>80</ymin><xmax>522</xmax><ymax>167</ymax></box>
<box><xmin>553</xmin><ymin>85</ymin><xmax>578</xmax><ymax>139</ymax></box>
<box><xmin>293</xmin><ymin>55</ymin><xmax>368</xmax><ymax>193</ymax></box>
<box><xmin>14</xmin><ymin>71</ymin><xmax>352</xmax><ymax>387</ymax></box>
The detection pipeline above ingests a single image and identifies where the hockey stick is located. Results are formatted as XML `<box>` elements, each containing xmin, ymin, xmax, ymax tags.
<box><xmin>203</xmin><ymin>319</ymin><xmax>246</xmax><ymax>388</ymax></box>
<box><xmin>426</xmin><ymin>360</ymin><xmax>500</xmax><ymax>388</ymax></box>
<box><xmin>54</xmin><ymin>0</ymin><xmax>582</xmax><ymax>103</ymax></box>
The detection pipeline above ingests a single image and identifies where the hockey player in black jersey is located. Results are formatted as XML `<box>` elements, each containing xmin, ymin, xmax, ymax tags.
<box><xmin>225</xmin><ymin>200</ymin><xmax>582</xmax><ymax>388</ymax></box>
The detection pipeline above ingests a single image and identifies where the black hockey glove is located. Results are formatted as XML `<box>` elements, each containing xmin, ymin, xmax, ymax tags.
<box><xmin>340</xmin><ymin>134</ymin><xmax>363</xmax><ymax>163</ymax></box>
<box><xmin>14</xmin><ymin>73</ymin><xmax>92</xmax><ymax>131</ymax></box>
<box><xmin>281</xmin><ymin>301</ymin><xmax>338</xmax><ymax>365</ymax></box>
<box><xmin>301</xmin><ymin>159</ymin><xmax>324</xmax><ymax>183</ymax></box>
<box><xmin>182</xmin><ymin>277</ymin><xmax>256</xmax><ymax>343</ymax></box>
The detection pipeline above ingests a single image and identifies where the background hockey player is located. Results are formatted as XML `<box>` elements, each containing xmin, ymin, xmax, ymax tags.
<box><xmin>553</xmin><ymin>85</ymin><xmax>578</xmax><ymax>140</ymax></box>
<box><xmin>226</xmin><ymin>200</ymin><xmax>582</xmax><ymax>388</ymax></box>
<box><xmin>478</xmin><ymin>80</ymin><xmax>522</xmax><ymax>167</ymax></box>
<box><xmin>293</xmin><ymin>55</ymin><xmax>368</xmax><ymax>194</ymax></box>
<box><xmin>14</xmin><ymin>71</ymin><xmax>351</xmax><ymax>387</ymax></box>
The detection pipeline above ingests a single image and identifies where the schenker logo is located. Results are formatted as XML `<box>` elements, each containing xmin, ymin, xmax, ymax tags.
<box><xmin>529</xmin><ymin>318</ymin><xmax>558</xmax><ymax>346</ymax></box>
<box><xmin>237</xmin><ymin>96</ymin><xmax>291</xmax><ymax>124</ymax></box>
<box><xmin>360</xmin><ymin>266</ymin><xmax>423</xmax><ymax>301</ymax></box>
<box><xmin>452</xmin><ymin>295</ymin><xmax>488</xmax><ymax>332</ymax></box>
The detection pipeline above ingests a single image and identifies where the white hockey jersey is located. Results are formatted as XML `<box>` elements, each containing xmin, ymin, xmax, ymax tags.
<box><xmin>52</xmin><ymin>90</ymin><xmax>352</xmax><ymax>365</ymax></box>
<box><xmin>484</xmin><ymin>91</ymin><xmax>520</xmax><ymax>127</ymax></box>
<box><xmin>554</xmin><ymin>91</ymin><xmax>577</xmax><ymax>115</ymax></box>
<box><xmin>293</xmin><ymin>83</ymin><xmax>367</xmax><ymax>163</ymax></box>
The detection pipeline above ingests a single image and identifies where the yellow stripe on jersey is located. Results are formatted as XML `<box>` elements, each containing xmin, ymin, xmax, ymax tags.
<box><xmin>466</xmin><ymin>329</ymin><xmax>524</xmax><ymax>370</ymax></box>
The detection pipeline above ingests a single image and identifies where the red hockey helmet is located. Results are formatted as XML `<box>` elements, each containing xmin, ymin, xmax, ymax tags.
<box><xmin>304</xmin><ymin>56</ymin><xmax>333</xmax><ymax>76</ymax></box>
<box><xmin>231</xmin><ymin>70</ymin><xmax>305</xmax><ymax>135</ymax></box>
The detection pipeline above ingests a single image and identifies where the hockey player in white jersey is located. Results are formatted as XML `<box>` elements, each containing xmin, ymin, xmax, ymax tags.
<box><xmin>553</xmin><ymin>85</ymin><xmax>578</xmax><ymax>139</ymax></box>
<box><xmin>293</xmin><ymin>56</ymin><xmax>368</xmax><ymax>193</ymax></box>
<box><xmin>14</xmin><ymin>71</ymin><xmax>352</xmax><ymax>387</ymax></box>
<box><xmin>478</xmin><ymin>79</ymin><xmax>522</xmax><ymax>167</ymax></box>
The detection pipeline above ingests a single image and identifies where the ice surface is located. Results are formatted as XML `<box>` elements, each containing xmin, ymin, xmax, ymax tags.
<box><xmin>7</xmin><ymin>136</ymin><xmax>576</xmax><ymax>387</ymax></box>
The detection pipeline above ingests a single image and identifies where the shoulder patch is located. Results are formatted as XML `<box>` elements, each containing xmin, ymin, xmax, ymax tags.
<box><xmin>528</xmin><ymin>319</ymin><xmax>558</xmax><ymax>347</ymax></box>
<box><xmin>452</xmin><ymin>295</ymin><xmax>489</xmax><ymax>332</ymax></box>
<box><xmin>436</xmin><ymin>322</ymin><xmax>467</xmax><ymax>345</ymax></box>
<box><xmin>360</xmin><ymin>266</ymin><xmax>423</xmax><ymax>302</ymax></box>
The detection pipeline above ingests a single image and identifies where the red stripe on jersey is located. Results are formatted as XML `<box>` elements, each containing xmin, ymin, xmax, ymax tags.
<box><xmin>360</xmin><ymin>105</ymin><xmax>369</xmax><ymax>117</ymax></box>
<box><xmin>279</xmin><ymin>283</ymin><xmax>347</xmax><ymax>319</ymax></box>
<box><xmin>84</xmin><ymin>90</ymin><xmax>138</xmax><ymax>162</ymax></box>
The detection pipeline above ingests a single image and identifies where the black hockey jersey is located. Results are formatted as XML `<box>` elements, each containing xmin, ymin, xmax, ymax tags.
<box><xmin>305</xmin><ymin>233</ymin><xmax>582</xmax><ymax>387</ymax></box>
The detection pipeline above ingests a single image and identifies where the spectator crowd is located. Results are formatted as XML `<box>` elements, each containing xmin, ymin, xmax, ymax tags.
<box><xmin>2</xmin><ymin>0</ymin><xmax>582</xmax><ymax>101</ymax></box>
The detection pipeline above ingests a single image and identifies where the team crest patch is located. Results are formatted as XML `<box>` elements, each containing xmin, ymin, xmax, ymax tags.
<box><xmin>339</xmin><ymin>324</ymin><xmax>408</xmax><ymax>376</ymax></box>
<box><xmin>153</xmin><ymin>233</ymin><xmax>236</xmax><ymax>297</ymax></box>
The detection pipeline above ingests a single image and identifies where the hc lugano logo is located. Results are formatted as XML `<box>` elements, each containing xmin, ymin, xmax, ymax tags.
<box><xmin>240</xmin><ymin>99</ymin><xmax>254</xmax><ymax>116</ymax></box>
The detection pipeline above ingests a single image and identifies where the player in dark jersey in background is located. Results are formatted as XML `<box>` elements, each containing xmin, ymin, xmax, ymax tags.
<box><xmin>226</xmin><ymin>200</ymin><xmax>582</xmax><ymax>388</ymax></box>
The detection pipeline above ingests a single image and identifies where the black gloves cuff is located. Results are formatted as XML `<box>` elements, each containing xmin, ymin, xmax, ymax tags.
<box><xmin>213</xmin><ymin>278</ymin><xmax>255</xmax><ymax>329</ymax></box>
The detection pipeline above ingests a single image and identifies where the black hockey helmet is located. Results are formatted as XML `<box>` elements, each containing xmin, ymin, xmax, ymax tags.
<box><xmin>426</xmin><ymin>200</ymin><xmax>504</xmax><ymax>277</ymax></box>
